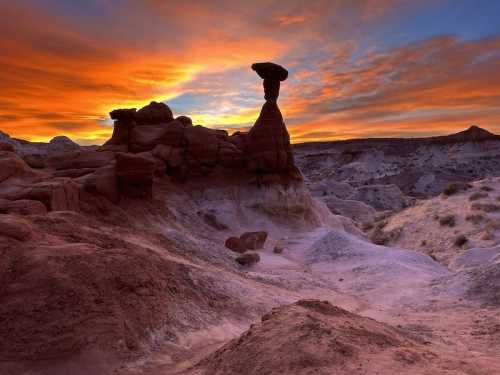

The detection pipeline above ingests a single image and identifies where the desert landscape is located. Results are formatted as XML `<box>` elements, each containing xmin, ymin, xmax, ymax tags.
<box><xmin>2</xmin><ymin>1</ymin><xmax>500</xmax><ymax>374</ymax></box>
<box><xmin>1</xmin><ymin>60</ymin><xmax>500</xmax><ymax>375</ymax></box>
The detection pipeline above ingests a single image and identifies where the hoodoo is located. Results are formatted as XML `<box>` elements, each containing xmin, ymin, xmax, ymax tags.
<box><xmin>246</xmin><ymin>62</ymin><xmax>297</xmax><ymax>178</ymax></box>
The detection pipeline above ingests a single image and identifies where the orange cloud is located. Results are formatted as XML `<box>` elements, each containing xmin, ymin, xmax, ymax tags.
<box><xmin>0</xmin><ymin>1</ymin><xmax>499</xmax><ymax>145</ymax></box>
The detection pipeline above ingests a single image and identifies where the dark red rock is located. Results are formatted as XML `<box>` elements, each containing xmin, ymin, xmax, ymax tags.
<box><xmin>135</xmin><ymin>101</ymin><xmax>173</xmax><ymax>125</ymax></box>
<box><xmin>160</xmin><ymin>120</ymin><xmax>186</xmax><ymax>148</ymax></box>
<box><xmin>46</xmin><ymin>151</ymin><xmax>115</xmax><ymax>171</ymax></box>
<box><xmin>225</xmin><ymin>237</ymin><xmax>246</xmax><ymax>253</ymax></box>
<box><xmin>0</xmin><ymin>199</ymin><xmax>47</xmax><ymax>215</ymax></box>
<box><xmin>245</xmin><ymin>101</ymin><xmax>294</xmax><ymax>173</ymax></box>
<box><xmin>115</xmin><ymin>153</ymin><xmax>155</xmax><ymax>198</ymax></box>
<box><xmin>6</xmin><ymin>179</ymin><xmax>80</xmax><ymax>212</ymax></box>
<box><xmin>0</xmin><ymin>214</ymin><xmax>33</xmax><ymax>240</ymax></box>
<box><xmin>251</xmin><ymin>62</ymin><xmax>288</xmax><ymax>81</ymax></box>
<box><xmin>0</xmin><ymin>141</ymin><xmax>14</xmax><ymax>152</ymax></box>
<box><xmin>185</xmin><ymin>126</ymin><xmax>218</xmax><ymax>165</ymax></box>
<box><xmin>176</xmin><ymin>115</ymin><xmax>193</xmax><ymax>126</ymax></box>
<box><xmin>110</xmin><ymin>108</ymin><xmax>137</xmax><ymax>122</ymax></box>
<box><xmin>218</xmin><ymin>142</ymin><xmax>244</xmax><ymax>168</ymax></box>
<box><xmin>129</xmin><ymin>125</ymin><xmax>168</xmax><ymax>153</ymax></box>
<box><xmin>252</xmin><ymin>62</ymin><xmax>288</xmax><ymax>101</ymax></box>
<box><xmin>235</xmin><ymin>252</ymin><xmax>260</xmax><ymax>266</ymax></box>
<box><xmin>152</xmin><ymin>145</ymin><xmax>184</xmax><ymax>168</ymax></box>
<box><xmin>81</xmin><ymin>166</ymin><xmax>119</xmax><ymax>203</ymax></box>
<box><xmin>240</xmin><ymin>231</ymin><xmax>268</xmax><ymax>250</ymax></box>
<box><xmin>23</xmin><ymin>154</ymin><xmax>45</xmax><ymax>169</ymax></box>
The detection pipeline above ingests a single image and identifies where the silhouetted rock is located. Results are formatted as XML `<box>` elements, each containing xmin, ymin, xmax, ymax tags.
<box><xmin>176</xmin><ymin>115</ymin><xmax>193</xmax><ymax>126</ymax></box>
<box><xmin>235</xmin><ymin>252</ymin><xmax>260</xmax><ymax>266</ymax></box>
<box><xmin>116</xmin><ymin>153</ymin><xmax>155</xmax><ymax>198</ymax></box>
<box><xmin>129</xmin><ymin>124</ymin><xmax>169</xmax><ymax>153</ymax></box>
<box><xmin>240</xmin><ymin>231</ymin><xmax>268</xmax><ymax>250</ymax></box>
<box><xmin>252</xmin><ymin>62</ymin><xmax>288</xmax><ymax>101</ymax></box>
<box><xmin>185</xmin><ymin>126</ymin><xmax>218</xmax><ymax>165</ymax></box>
<box><xmin>135</xmin><ymin>101</ymin><xmax>173</xmax><ymax>125</ymax></box>
<box><xmin>251</xmin><ymin>62</ymin><xmax>288</xmax><ymax>81</ymax></box>
<box><xmin>246</xmin><ymin>101</ymin><xmax>294</xmax><ymax>173</ymax></box>
<box><xmin>160</xmin><ymin>120</ymin><xmax>186</xmax><ymax>148</ymax></box>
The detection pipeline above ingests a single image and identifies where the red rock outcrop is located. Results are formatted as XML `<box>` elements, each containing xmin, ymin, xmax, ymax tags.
<box><xmin>115</xmin><ymin>153</ymin><xmax>155</xmax><ymax>198</ymax></box>
<box><xmin>100</xmin><ymin>62</ymin><xmax>300</xmax><ymax>186</ymax></box>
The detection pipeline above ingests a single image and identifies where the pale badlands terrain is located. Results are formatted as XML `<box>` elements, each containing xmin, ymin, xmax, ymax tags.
<box><xmin>1</xmin><ymin>66</ymin><xmax>500</xmax><ymax>374</ymax></box>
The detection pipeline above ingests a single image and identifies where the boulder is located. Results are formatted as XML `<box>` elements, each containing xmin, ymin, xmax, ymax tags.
<box><xmin>0</xmin><ymin>214</ymin><xmax>33</xmax><ymax>240</ymax></box>
<box><xmin>0</xmin><ymin>152</ymin><xmax>28</xmax><ymax>183</ymax></box>
<box><xmin>251</xmin><ymin>62</ymin><xmax>288</xmax><ymax>81</ymax></box>
<box><xmin>218</xmin><ymin>142</ymin><xmax>244</xmax><ymax>168</ymax></box>
<box><xmin>185</xmin><ymin>126</ymin><xmax>218</xmax><ymax>164</ymax></box>
<box><xmin>240</xmin><ymin>231</ymin><xmax>268</xmax><ymax>250</ymax></box>
<box><xmin>135</xmin><ymin>101</ymin><xmax>173</xmax><ymax>125</ymax></box>
<box><xmin>110</xmin><ymin>108</ymin><xmax>137</xmax><ymax>122</ymax></box>
<box><xmin>0</xmin><ymin>199</ymin><xmax>47</xmax><ymax>215</ymax></box>
<box><xmin>115</xmin><ymin>153</ymin><xmax>155</xmax><ymax>198</ymax></box>
<box><xmin>152</xmin><ymin>144</ymin><xmax>184</xmax><ymax>168</ymax></box>
<box><xmin>0</xmin><ymin>141</ymin><xmax>14</xmax><ymax>152</ymax></box>
<box><xmin>46</xmin><ymin>150</ymin><xmax>115</xmax><ymax>171</ymax></box>
<box><xmin>160</xmin><ymin>120</ymin><xmax>186</xmax><ymax>147</ymax></box>
<box><xmin>273</xmin><ymin>245</ymin><xmax>284</xmax><ymax>254</ymax></box>
<box><xmin>235</xmin><ymin>252</ymin><xmax>260</xmax><ymax>266</ymax></box>
<box><xmin>129</xmin><ymin>125</ymin><xmax>168</xmax><ymax>152</ymax></box>
<box><xmin>176</xmin><ymin>115</ymin><xmax>193</xmax><ymax>126</ymax></box>
<box><xmin>225</xmin><ymin>237</ymin><xmax>246</xmax><ymax>253</ymax></box>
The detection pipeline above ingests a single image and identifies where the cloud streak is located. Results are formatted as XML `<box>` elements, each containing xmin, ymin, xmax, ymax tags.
<box><xmin>0</xmin><ymin>1</ymin><xmax>498</xmax><ymax>144</ymax></box>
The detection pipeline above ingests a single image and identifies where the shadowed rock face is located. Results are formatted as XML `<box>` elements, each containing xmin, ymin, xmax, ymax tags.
<box><xmin>101</xmin><ymin>62</ymin><xmax>300</xmax><ymax>184</ymax></box>
<box><xmin>246</xmin><ymin>62</ymin><xmax>297</xmax><ymax>176</ymax></box>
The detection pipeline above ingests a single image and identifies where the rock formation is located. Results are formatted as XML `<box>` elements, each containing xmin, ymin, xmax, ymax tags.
<box><xmin>100</xmin><ymin>62</ymin><xmax>300</xmax><ymax>188</ymax></box>
<box><xmin>246</xmin><ymin>62</ymin><xmax>297</xmax><ymax>178</ymax></box>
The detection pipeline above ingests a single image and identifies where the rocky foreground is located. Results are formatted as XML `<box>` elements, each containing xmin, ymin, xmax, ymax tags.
<box><xmin>1</xmin><ymin>64</ymin><xmax>500</xmax><ymax>374</ymax></box>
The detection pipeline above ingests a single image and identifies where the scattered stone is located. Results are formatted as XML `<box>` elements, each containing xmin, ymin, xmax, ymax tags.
<box><xmin>235</xmin><ymin>252</ymin><xmax>260</xmax><ymax>266</ymax></box>
<box><xmin>240</xmin><ymin>231</ymin><xmax>268</xmax><ymax>250</ymax></box>
<box><xmin>225</xmin><ymin>237</ymin><xmax>246</xmax><ymax>253</ymax></box>
<box><xmin>273</xmin><ymin>245</ymin><xmax>284</xmax><ymax>254</ymax></box>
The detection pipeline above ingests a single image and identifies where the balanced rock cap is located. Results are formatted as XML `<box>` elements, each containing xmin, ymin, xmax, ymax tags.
<box><xmin>251</xmin><ymin>62</ymin><xmax>288</xmax><ymax>81</ymax></box>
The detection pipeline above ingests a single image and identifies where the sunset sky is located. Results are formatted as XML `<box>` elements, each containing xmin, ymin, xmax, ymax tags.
<box><xmin>1</xmin><ymin>0</ymin><xmax>499</xmax><ymax>144</ymax></box>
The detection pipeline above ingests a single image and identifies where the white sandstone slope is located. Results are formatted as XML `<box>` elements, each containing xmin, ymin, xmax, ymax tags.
<box><xmin>376</xmin><ymin>177</ymin><xmax>500</xmax><ymax>266</ymax></box>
